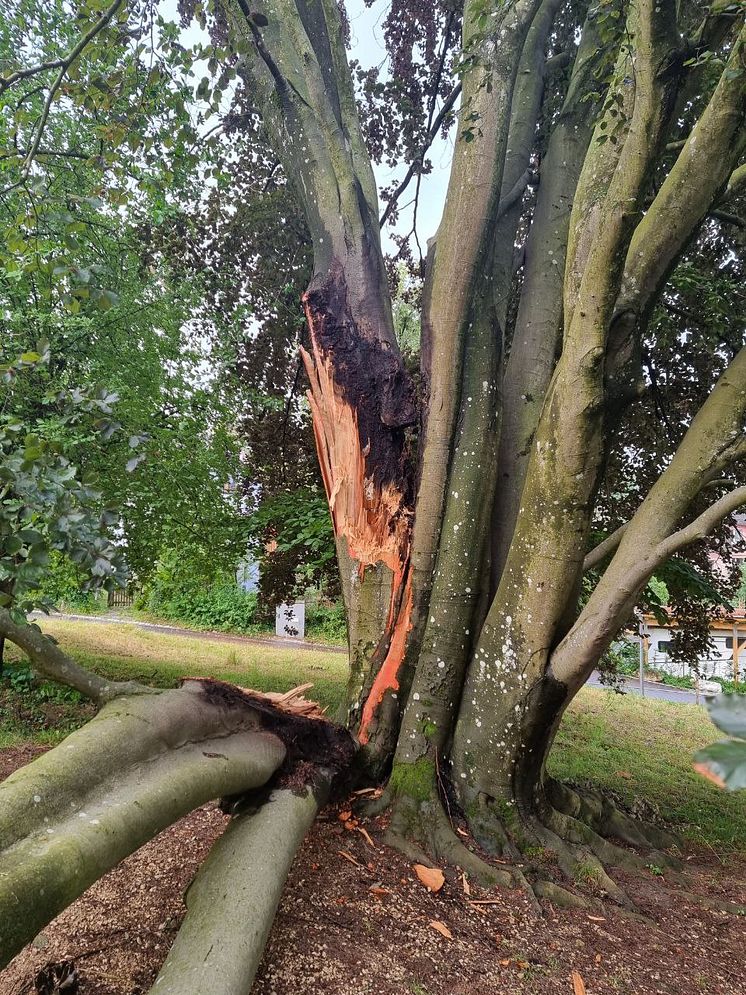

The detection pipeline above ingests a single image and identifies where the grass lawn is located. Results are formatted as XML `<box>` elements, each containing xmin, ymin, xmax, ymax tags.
<box><xmin>2</xmin><ymin>618</ymin><xmax>744</xmax><ymax>853</ymax></box>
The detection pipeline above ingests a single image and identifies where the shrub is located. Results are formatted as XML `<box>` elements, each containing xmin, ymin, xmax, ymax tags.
<box><xmin>305</xmin><ymin>601</ymin><xmax>347</xmax><ymax>643</ymax></box>
<box><xmin>144</xmin><ymin>583</ymin><xmax>262</xmax><ymax>634</ymax></box>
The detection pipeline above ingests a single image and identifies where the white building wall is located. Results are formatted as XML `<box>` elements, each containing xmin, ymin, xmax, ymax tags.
<box><xmin>646</xmin><ymin>626</ymin><xmax>739</xmax><ymax>681</ymax></box>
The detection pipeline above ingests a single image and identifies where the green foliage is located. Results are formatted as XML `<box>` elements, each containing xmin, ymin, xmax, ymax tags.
<box><xmin>143</xmin><ymin>584</ymin><xmax>262</xmax><ymax>634</ymax></box>
<box><xmin>0</xmin><ymin>349</ymin><xmax>129</xmax><ymax>618</ymax></box>
<box><xmin>137</xmin><ymin>545</ymin><xmax>260</xmax><ymax>632</ymax></box>
<box><xmin>248</xmin><ymin>490</ymin><xmax>337</xmax><ymax>609</ymax></box>
<box><xmin>305</xmin><ymin>601</ymin><xmax>347</xmax><ymax>643</ymax></box>
<box><xmin>696</xmin><ymin>695</ymin><xmax>746</xmax><ymax>792</ymax></box>
<box><xmin>33</xmin><ymin>550</ymin><xmax>106</xmax><ymax>613</ymax></box>
<box><xmin>0</xmin><ymin>659</ymin><xmax>91</xmax><ymax>746</ymax></box>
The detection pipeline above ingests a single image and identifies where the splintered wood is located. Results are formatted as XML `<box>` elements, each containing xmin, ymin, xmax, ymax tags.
<box><xmin>238</xmin><ymin>683</ymin><xmax>327</xmax><ymax>719</ymax></box>
<box><xmin>299</xmin><ymin>339</ymin><xmax>410</xmax><ymax>576</ymax></box>
<box><xmin>300</xmin><ymin>297</ymin><xmax>414</xmax><ymax>743</ymax></box>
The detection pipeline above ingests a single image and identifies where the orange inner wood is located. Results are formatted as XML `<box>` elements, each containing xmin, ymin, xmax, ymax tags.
<box><xmin>300</xmin><ymin>300</ymin><xmax>413</xmax><ymax>741</ymax></box>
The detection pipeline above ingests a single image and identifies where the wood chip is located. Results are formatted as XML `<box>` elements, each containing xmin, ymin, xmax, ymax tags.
<box><xmin>461</xmin><ymin>872</ymin><xmax>471</xmax><ymax>896</ymax></box>
<box><xmin>587</xmin><ymin>915</ymin><xmax>606</xmax><ymax>921</ymax></box>
<box><xmin>357</xmin><ymin>826</ymin><xmax>376</xmax><ymax>848</ymax></box>
<box><xmin>467</xmin><ymin>899</ymin><xmax>502</xmax><ymax>906</ymax></box>
<box><xmin>572</xmin><ymin>969</ymin><xmax>587</xmax><ymax>995</ymax></box>
<box><xmin>338</xmin><ymin>850</ymin><xmax>363</xmax><ymax>868</ymax></box>
<box><xmin>414</xmin><ymin>864</ymin><xmax>445</xmax><ymax>893</ymax></box>
<box><xmin>428</xmin><ymin>920</ymin><xmax>453</xmax><ymax>940</ymax></box>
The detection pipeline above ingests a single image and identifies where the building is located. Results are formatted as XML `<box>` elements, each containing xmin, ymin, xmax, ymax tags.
<box><xmin>641</xmin><ymin>610</ymin><xmax>745</xmax><ymax>683</ymax></box>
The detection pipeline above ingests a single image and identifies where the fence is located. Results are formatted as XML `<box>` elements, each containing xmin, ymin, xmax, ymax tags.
<box><xmin>108</xmin><ymin>589</ymin><xmax>135</xmax><ymax>609</ymax></box>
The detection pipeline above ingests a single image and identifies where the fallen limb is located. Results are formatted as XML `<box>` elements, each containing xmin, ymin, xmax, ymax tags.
<box><xmin>0</xmin><ymin>679</ymin><xmax>355</xmax><ymax>969</ymax></box>
<box><xmin>150</xmin><ymin>782</ymin><xmax>328</xmax><ymax>995</ymax></box>
<box><xmin>0</xmin><ymin>607</ymin><xmax>152</xmax><ymax>702</ymax></box>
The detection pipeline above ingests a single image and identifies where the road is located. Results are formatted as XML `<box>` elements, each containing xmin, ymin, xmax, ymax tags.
<box><xmin>586</xmin><ymin>671</ymin><xmax>700</xmax><ymax>704</ymax></box>
<box><xmin>35</xmin><ymin>612</ymin><xmax>704</xmax><ymax>703</ymax></box>
<box><xmin>30</xmin><ymin>611</ymin><xmax>348</xmax><ymax>654</ymax></box>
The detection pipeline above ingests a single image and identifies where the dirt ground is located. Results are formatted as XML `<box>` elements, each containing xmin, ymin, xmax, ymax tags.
<box><xmin>1</xmin><ymin>745</ymin><xmax>744</xmax><ymax>995</ymax></box>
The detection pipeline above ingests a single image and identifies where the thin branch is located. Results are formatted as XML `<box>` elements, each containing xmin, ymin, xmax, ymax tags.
<box><xmin>656</xmin><ymin>486</ymin><xmax>746</xmax><ymax>559</ymax></box>
<box><xmin>710</xmin><ymin>208</ymin><xmax>745</xmax><ymax>229</ymax></box>
<box><xmin>496</xmin><ymin>167</ymin><xmax>533</xmax><ymax>220</ymax></box>
<box><xmin>9</xmin><ymin>0</ymin><xmax>126</xmax><ymax>184</ymax></box>
<box><xmin>583</xmin><ymin>523</ymin><xmax>628</xmax><ymax>572</ymax></box>
<box><xmin>0</xmin><ymin>148</ymin><xmax>93</xmax><ymax>162</ymax></box>
<box><xmin>380</xmin><ymin>82</ymin><xmax>462</xmax><ymax>228</ymax></box>
<box><xmin>543</xmin><ymin>50</ymin><xmax>572</xmax><ymax>76</ymax></box>
<box><xmin>0</xmin><ymin>58</ymin><xmax>66</xmax><ymax>94</ymax></box>
<box><xmin>726</xmin><ymin>162</ymin><xmax>746</xmax><ymax>198</ymax></box>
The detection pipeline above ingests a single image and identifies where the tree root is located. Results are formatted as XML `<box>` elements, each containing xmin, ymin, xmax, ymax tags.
<box><xmin>370</xmin><ymin>772</ymin><xmax>700</xmax><ymax>917</ymax></box>
<box><xmin>546</xmin><ymin>778</ymin><xmax>681</xmax><ymax>857</ymax></box>
<box><xmin>375</xmin><ymin>791</ymin><xmax>544</xmax><ymax>915</ymax></box>
<box><xmin>386</xmin><ymin>793</ymin><xmax>514</xmax><ymax>889</ymax></box>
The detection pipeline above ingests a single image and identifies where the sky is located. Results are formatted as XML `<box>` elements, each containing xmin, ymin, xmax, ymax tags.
<box><xmin>343</xmin><ymin>0</ymin><xmax>453</xmax><ymax>253</ymax></box>
<box><xmin>162</xmin><ymin>0</ymin><xmax>453</xmax><ymax>254</ymax></box>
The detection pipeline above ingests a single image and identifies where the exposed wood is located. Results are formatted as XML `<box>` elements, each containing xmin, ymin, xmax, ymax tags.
<box><xmin>358</xmin><ymin>574</ymin><xmax>414</xmax><ymax>743</ymax></box>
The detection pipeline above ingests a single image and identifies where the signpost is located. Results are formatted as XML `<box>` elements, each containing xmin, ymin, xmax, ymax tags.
<box><xmin>638</xmin><ymin>617</ymin><xmax>649</xmax><ymax>697</ymax></box>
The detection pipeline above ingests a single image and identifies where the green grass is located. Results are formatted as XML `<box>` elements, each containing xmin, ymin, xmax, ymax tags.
<box><xmin>2</xmin><ymin>619</ymin><xmax>744</xmax><ymax>852</ymax></box>
<box><xmin>1</xmin><ymin>618</ymin><xmax>348</xmax><ymax>747</ymax></box>
<box><xmin>549</xmin><ymin>688</ymin><xmax>746</xmax><ymax>852</ymax></box>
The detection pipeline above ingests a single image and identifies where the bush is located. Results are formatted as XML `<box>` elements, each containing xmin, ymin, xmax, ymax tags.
<box><xmin>143</xmin><ymin>583</ymin><xmax>262</xmax><ymax>634</ymax></box>
<box><xmin>33</xmin><ymin>551</ymin><xmax>107</xmax><ymax>614</ymax></box>
<box><xmin>305</xmin><ymin>601</ymin><xmax>347</xmax><ymax>643</ymax></box>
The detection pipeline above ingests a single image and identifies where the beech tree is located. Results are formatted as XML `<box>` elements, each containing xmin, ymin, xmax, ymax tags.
<box><xmin>1</xmin><ymin>0</ymin><xmax>746</xmax><ymax>989</ymax></box>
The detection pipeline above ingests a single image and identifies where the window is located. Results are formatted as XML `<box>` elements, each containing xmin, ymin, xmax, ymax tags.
<box><xmin>725</xmin><ymin>637</ymin><xmax>733</xmax><ymax>649</ymax></box>
<box><xmin>657</xmin><ymin>640</ymin><xmax>672</xmax><ymax>654</ymax></box>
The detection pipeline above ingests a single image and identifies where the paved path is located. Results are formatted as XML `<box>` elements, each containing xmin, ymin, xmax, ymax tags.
<box><xmin>586</xmin><ymin>670</ymin><xmax>700</xmax><ymax>705</ymax></box>
<box><xmin>37</xmin><ymin>613</ymin><xmax>705</xmax><ymax>702</ymax></box>
<box><xmin>33</xmin><ymin>612</ymin><xmax>348</xmax><ymax>655</ymax></box>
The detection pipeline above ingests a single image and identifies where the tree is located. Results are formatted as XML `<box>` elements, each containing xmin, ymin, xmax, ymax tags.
<box><xmin>1</xmin><ymin>0</ymin><xmax>746</xmax><ymax>988</ymax></box>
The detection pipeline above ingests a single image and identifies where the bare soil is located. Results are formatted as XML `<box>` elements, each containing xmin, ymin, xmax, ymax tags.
<box><xmin>1</xmin><ymin>745</ymin><xmax>744</xmax><ymax>995</ymax></box>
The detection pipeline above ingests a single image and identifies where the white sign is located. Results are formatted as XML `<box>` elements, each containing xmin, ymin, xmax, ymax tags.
<box><xmin>275</xmin><ymin>602</ymin><xmax>305</xmax><ymax>640</ymax></box>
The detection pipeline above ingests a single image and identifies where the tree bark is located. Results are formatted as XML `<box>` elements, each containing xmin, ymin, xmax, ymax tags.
<box><xmin>230</xmin><ymin>0</ymin><xmax>417</xmax><ymax>758</ymax></box>
<box><xmin>0</xmin><ymin>683</ymin><xmax>289</xmax><ymax>967</ymax></box>
<box><xmin>149</xmin><ymin>784</ymin><xmax>326</xmax><ymax>995</ymax></box>
<box><xmin>450</xmin><ymin>0</ymin><xmax>684</xmax><ymax>816</ymax></box>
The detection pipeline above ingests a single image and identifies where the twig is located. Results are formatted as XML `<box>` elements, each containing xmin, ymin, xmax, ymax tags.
<box><xmin>5</xmin><ymin>0</ymin><xmax>126</xmax><ymax>187</ymax></box>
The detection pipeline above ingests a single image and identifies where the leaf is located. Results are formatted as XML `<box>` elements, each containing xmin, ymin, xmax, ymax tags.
<box><xmin>572</xmin><ymin>969</ymin><xmax>587</xmax><ymax>995</ymax></box>
<box><xmin>694</xmin><ymin>739</ymin><xmax>746</xmax><ymax>790</ymax></box>
<box><xmin>428</xmin><ymin>920</ymin><xmax>452</xmax><ymax>940</ymax></box>
<box><xmin>461</xmin><ymin>872</ymin><xmax>471</xmax><ymax>896</ymax></box>
<box><xmin>706</xmin><ymin>693</ymin><xmax>746</xmax><ymax>740</ymax></box>
<box><xmin>414</xmin><ymin>864</ymin><xmax>445</xmax><ymax>892</ymax></box>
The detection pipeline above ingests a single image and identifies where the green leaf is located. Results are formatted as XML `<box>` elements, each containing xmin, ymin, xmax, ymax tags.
<box><xmin>694</xmin><ymin>740</ymin><xmax>746</xmax><ymax>791</ymax></box>
<box><xmin>706</xmin><ymin>693</ymin><xmax>746</xmax><ymax>740</ymax></box>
